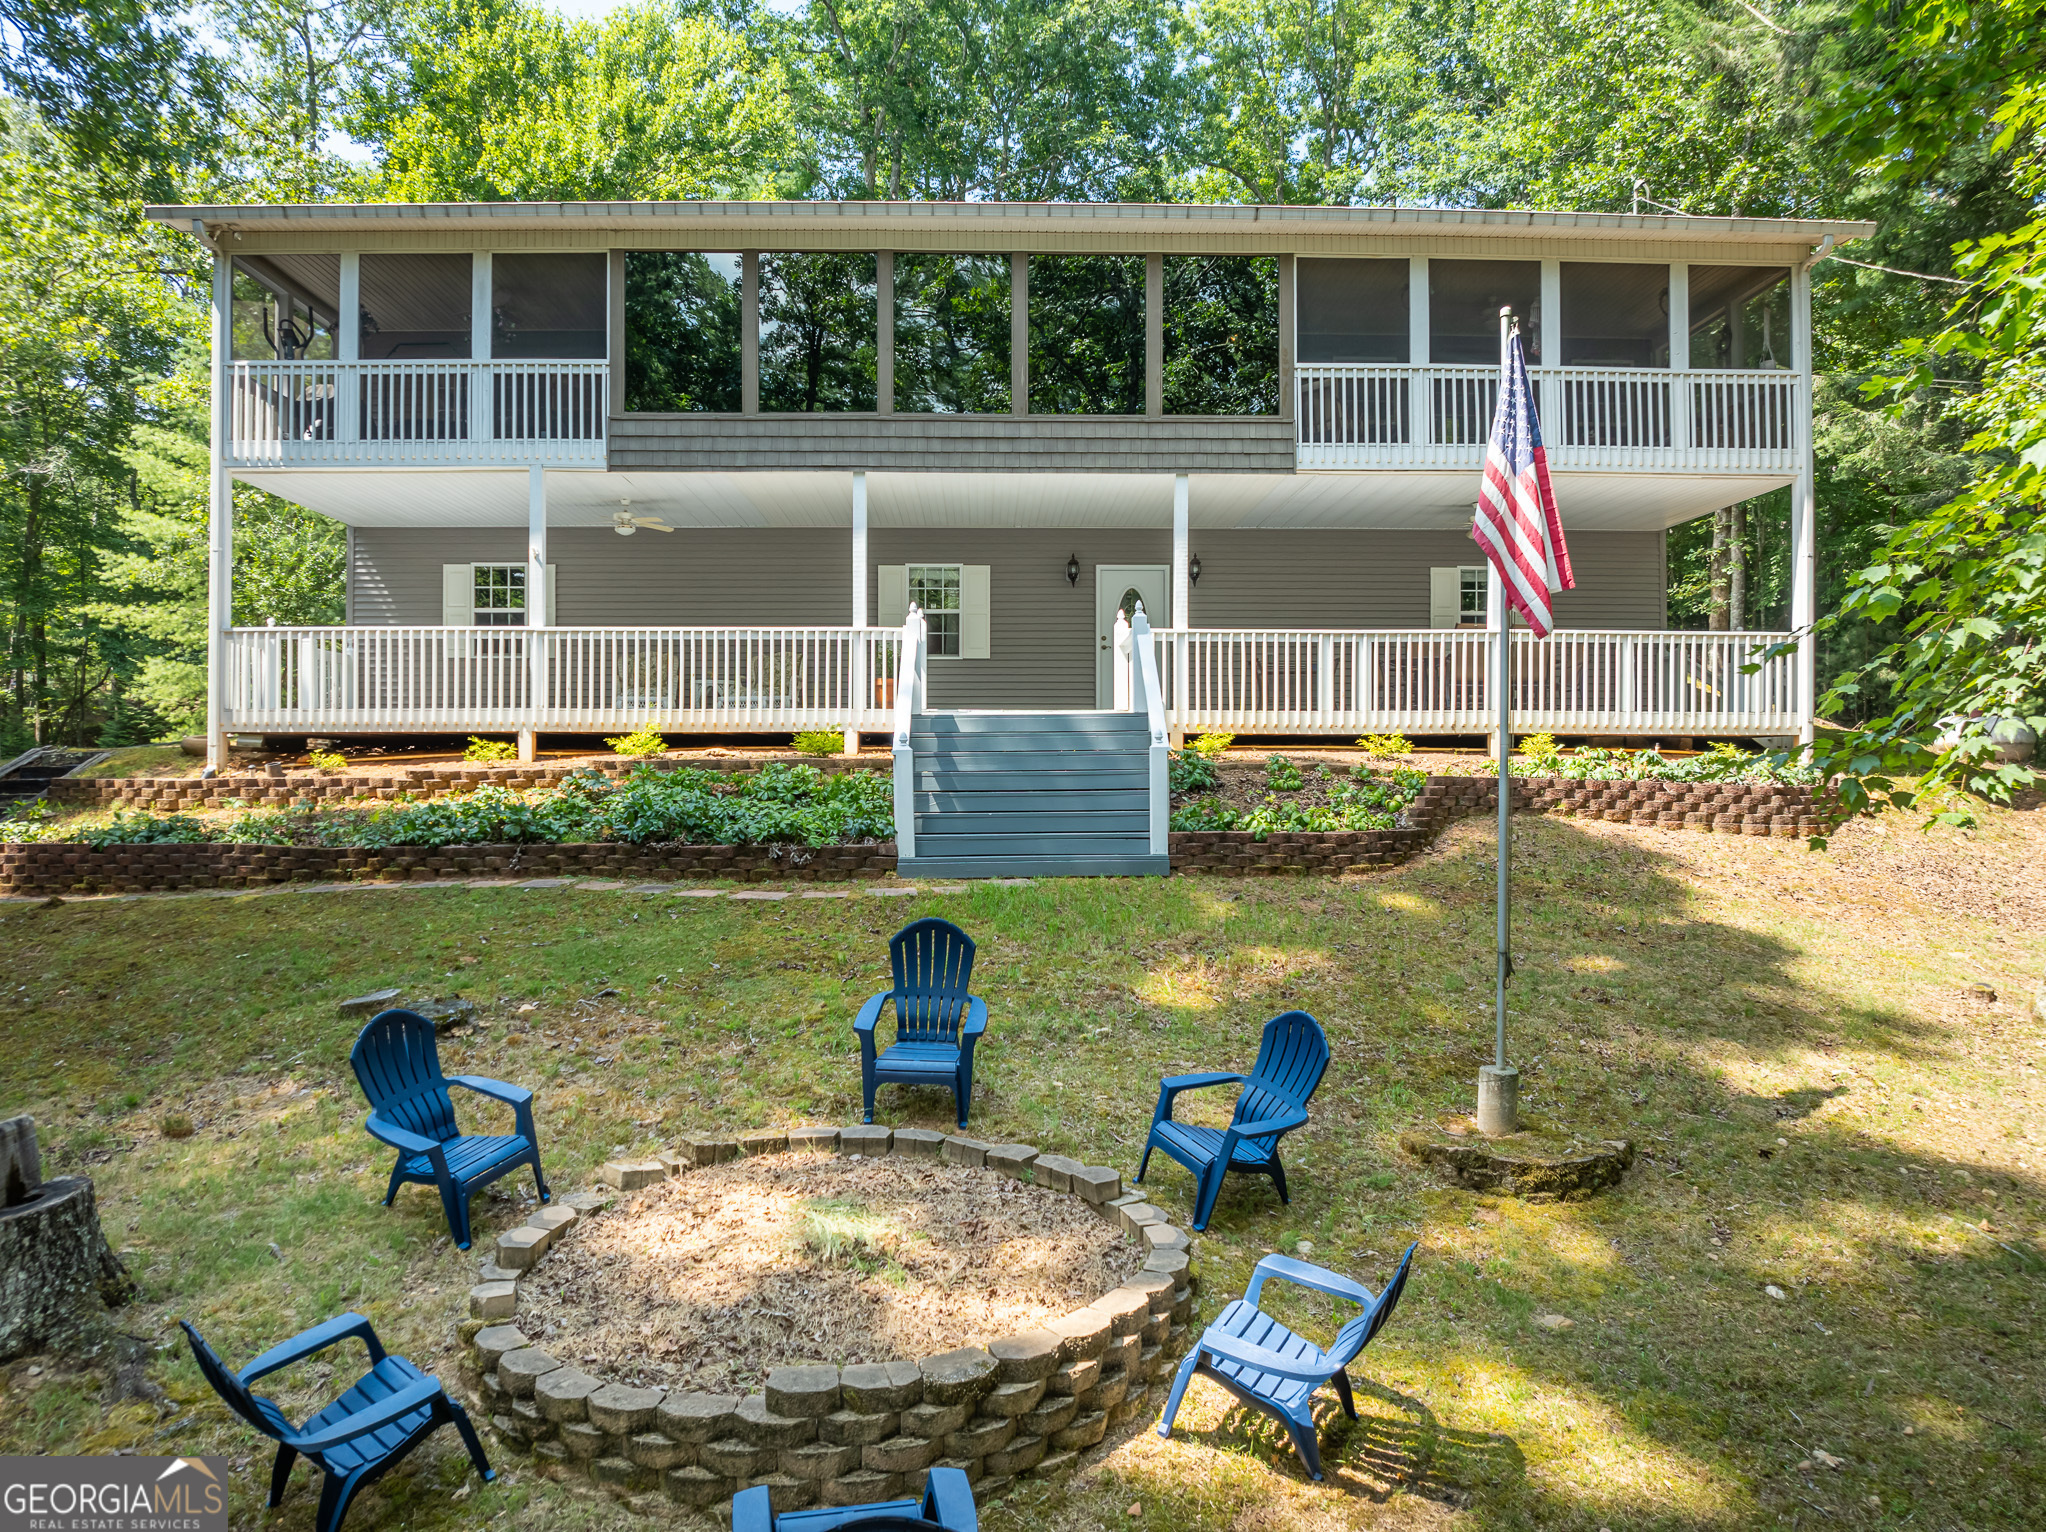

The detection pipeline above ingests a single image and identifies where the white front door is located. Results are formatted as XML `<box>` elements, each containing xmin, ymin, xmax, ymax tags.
<box><xmin>1095</xmin><ymin>565</ymin><xmax>1170</xmax><ymax>708</ymax></box>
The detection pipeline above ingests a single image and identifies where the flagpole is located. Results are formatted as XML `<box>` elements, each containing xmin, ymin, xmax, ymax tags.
<box><xmin>1478</xmin><ymin>305</ymin><xmax>1520</xmax><ymax>1137</ymax></box>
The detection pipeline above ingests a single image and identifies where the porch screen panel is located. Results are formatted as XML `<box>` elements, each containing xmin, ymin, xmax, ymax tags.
<box><xmin>1298</xmin><ymin>258</ymin><xmax>1408</xmax><ymax>363</ymax></box>
<box><xmin>893</xmin><ymin>254</ymin><xmax>1010</xmax><ymax>413</ymax></box>
<box><xmin>758</xmin><ymin>252</ymin><xmax>879</xmax><ymax>412</ymax></box>
<box><xmin>624</xmin><ymin>252</ymin><xmax>742</xmax><ymax>412</ymax></box>
<box><xmin>1028</xmin><ymin>255</ymin><xmax>1145</xmax><ymax>415</ymax></box>
<box><xmin>1428</xmin><ymin>259</ymin><xmax>1540</xmax><ymax>364</ymax></box>
<box><xmin>1687</xmin><ymin>266</ymin><xmax>1794</xmax><ymax>453</ymax></box>
<box><xmin>1163</xmin><ymin>255</ymin><xmax>1278</xmax><ymax>414</ymax></box>
<box><xmin>493</xmin><ymin>254</ymin><xmax>606</xmax><ymax>358</ymax></box>
<box><xmin>233</xmin><ymin>255</ymin><xmax>340</xmax><ymax>360</ymax></box>
<box><xmin>1559</xmin><ymin>262</ymin><xmax>1671</xmax><ymax>449</ymax></box>
<box><xmin>357</xmin><ymin>253</ymin><xmax>473</xmax><ymax>444</ymax></box>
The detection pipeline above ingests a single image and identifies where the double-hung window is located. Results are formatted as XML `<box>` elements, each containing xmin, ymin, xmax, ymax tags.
<box><xmin>908</xmin><ymin>565</ymin><xmax>962</xmax><ymax>656</ymax></box>
<box><xmin>1459</xmin><ymin>566</ymin><xmax>1488</xmax><ymax>627</ymax></box>
<box><xmin>472</xmin><ymin>565</ymin><xmax>527</xmax><ymax>626</ymax></box>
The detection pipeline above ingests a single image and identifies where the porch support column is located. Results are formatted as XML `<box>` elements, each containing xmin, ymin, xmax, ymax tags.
<box><xmin>521</xmin><ymin>465</ymin><xmax>547</xmax><ymax>764</ymax></box>
<box><xmin>469</xmin><ymin>252</ymin><xmax>492</xmax><ymax>444</ymax></box>
<box><xmin>1145</xmin><ymin>255</ymin><xmax>1163</xmax><ymax>417</ymax></box>
<box><xmin>337</xmin><ymin>252</ymin><xmax>360</xmax><ymax>444</ymax></box>
<box><xmin>847</xmin><ymin>470</ymin><xmax>868</xmax><ymax>755</ymax></box>
<box><xmin>1790</xmin><ymin>263</ymin><xmax>1817</xmax><ymax>744</ymax></box>
<box><xmin>1169</xmin><ymin>473</ymin><xmax>1189</xmax><ymax>746</ymax></box>
<box><xmin>1668</xmin><ymin>263</ymin><xmax>1690</xmax><ymax>453</ymax></box>
<box><xmin>1010</xmin><ymin>253</ymin><xmax>1029</xmax><ymax>416</ymax></box>
<box><xmin>1408</xmin><ymin>257</ymin><xmax>1429</xmax><ymax>445</ymax></box>
<box><xmin>204</xmin><ymin>237</ymin><xmax>233</xmax><ymax>775</ymax></box>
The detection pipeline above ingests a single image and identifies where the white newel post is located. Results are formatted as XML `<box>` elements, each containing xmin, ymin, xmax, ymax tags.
<box><xmin>1130</xmin><ymin>602</ymin><xmax>1171</xmax><ymax>859</ymax></box>
<box><xmin>1791</xmin><ymin>264</ymin><xmax>1817</xmax><ymax>744</ymax></box>
<box><xmin>521</xmin><ymin>465</ymin><xmax>547</xmax><ymax>763</ymax></box>
<box><xmin>1170</xmin><ymin>473</ymin><xmax>1189</xmax><ymax>745</ymax></box>
<box><xmin>848</xmin><ymin>470</ymin><xmax>868</xmax><ymax>755</ymax></box>
<box><xmin>1113</xmin><ymin>610</ymin><xmax>1132</xmax><ymax>713</ymax></box>
<box><xmin>205</xmin><ymin>238</ymin><xmax>234</xmax><ymax>774</ymax></box>
<box><xmin>891</xmin><ymin>606</ymin><xmax>923</xmax><ymax>862</ymax></box>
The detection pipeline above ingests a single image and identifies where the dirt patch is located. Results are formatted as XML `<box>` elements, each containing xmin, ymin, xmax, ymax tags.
<box><xmin>512</xmin><ymin>1152</ymin><xmax>1144</xmax><ymax>1392</ymax></box>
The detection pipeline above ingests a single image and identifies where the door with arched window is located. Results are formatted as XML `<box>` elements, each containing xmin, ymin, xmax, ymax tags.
<box><xmin>1093</xmin><ymin>564</ymin><xmax>1170</xmax><ymax>707</ymax></box>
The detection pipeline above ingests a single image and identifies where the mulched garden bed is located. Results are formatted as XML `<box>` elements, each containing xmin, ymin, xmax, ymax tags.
<box><xmin>510</xmin><ymin>1152</ymin><xmax>1143</xmax><ymax>1394</ymax></box>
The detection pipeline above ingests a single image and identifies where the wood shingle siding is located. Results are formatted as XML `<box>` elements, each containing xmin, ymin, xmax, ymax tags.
<box><xmin>605</xmin><ymin>415</ymin><xmax>1298</xmax><ymax>474</ymax></box>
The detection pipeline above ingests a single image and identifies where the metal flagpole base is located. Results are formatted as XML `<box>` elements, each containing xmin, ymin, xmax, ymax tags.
<box><xmin>1476</xmin><ymin>1065</ymin><xmax>1521</xmax><ymax>1137</ymax></box>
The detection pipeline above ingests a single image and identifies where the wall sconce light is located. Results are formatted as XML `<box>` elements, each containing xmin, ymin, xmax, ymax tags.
<box><xmin>1188</xmin><ymin>554</ymin><xmax>1202</xmax><ymax>587</ymax></box>
<box><xmin>1066</xmin><ymin>554</ymin><xmax>1080</xmax><ymax>586</ymax></box>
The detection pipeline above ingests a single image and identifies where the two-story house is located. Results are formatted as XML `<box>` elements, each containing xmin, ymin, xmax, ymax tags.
<box><xmin>150</xmin><ymin>200</ymin><xmax>1868</xmax><ymax>873</ymax></box>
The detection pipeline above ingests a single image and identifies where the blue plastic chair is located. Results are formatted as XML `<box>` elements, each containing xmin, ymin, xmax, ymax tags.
<box><xmin>350</xmin><ymin>1008</ymin><xmax>549</xmax><ymax>1249</ymax></box>
<box><xmin>181</xmin><ymin>1312</ymin><xmax>493</xmax><ymax>1532</ymax></box>
<box><xmin>1157</xmin><ymin>1245</ymin><xmax>1417</xmax><ymax>1480</ymax></box>
<box><xmin>733</xmin><ymin>1466</ymin><xmax>977</xmax><ymax>1530</ymax></box>
<box><xmin>1137</xmin><ymin>1009</ymin><xmax>1329</xmax><ymax>1230</ymax></box>
<box><xmin>854</xmin><ymin>919</ymin><xmax>989</xmax><ymax>1128</ymax></box>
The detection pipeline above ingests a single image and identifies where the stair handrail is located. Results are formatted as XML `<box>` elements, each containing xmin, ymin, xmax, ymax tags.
<box><xmin>891</xmin><ymin>604</ymin><xmax>925</xmax><ymax>862</ymax></box>
<box><xmin>1128</xmin><ymin>601</ymin><xmax>1171</xmax><ymax>858</ymax></box>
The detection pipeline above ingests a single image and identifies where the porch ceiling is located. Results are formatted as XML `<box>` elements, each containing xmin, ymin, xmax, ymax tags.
<box><xmin>241</xmin><ymin>466</ymin><xmax>1791</xmax><ymax>533</ymax></box>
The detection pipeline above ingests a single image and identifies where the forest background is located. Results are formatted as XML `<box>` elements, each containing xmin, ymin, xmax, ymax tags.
<box><xmin>0</xmin><ymin>0</ymin><xmax>2038</xmax><ymax>804</ymax></box>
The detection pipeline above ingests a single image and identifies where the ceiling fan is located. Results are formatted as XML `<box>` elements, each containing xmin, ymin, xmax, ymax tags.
<box><xmin>612</xmin><ymin>500</ymin><xmax>674</xmax><ymax>536</ymax></box>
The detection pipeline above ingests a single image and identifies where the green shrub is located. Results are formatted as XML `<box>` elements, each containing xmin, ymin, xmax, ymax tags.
<box><xmin>1169</xmin><ymin>748</ymin><xmax>1219</xmax><ymax>793</ymax></box>
<box><xmin>1264</xmin><ymin>754</ymin><xmax>1305</xmax><ymax>792</ymax></box>
<box><xmin>306</xmin><ymin>748</ymin><xmax>347</xmax><ymax>772</ymax></box>
<box><xmin>605</xmin><ymin>726</ymin><xmax>668</xmax><ymax>758</ymax></box>
<box><xmin>1169</xmin><ymin>797</ymin><xmax>1240</xmax><ymax>832</ymax></box>
<box><xmin>1357</xmin><ymin>733</ymin><xmax>1414</xmax><ymax>757</ymax></box>
<box><xmin>464</xmin><ymin>736</ymin><xmax>518</xmax><ymax>763</ymax></box>
<box><xmin>792</xmin><ymin>730</ymin><xmax>844</xmax><ymax>757</ymax></box>
<box><xmin>1516</xmin><ymin>732</ymin><xmax>1562</xmax><ymax>772</ymax></box>
<box><xmin>77</xmin><ymin>809</ymin><xmax>216</xmax><ymax>847</ymax></box>
<box><xmin>1190</xmin><ymin>732</ymin><xmax>1234</xmax><ymax>758</ymax></box>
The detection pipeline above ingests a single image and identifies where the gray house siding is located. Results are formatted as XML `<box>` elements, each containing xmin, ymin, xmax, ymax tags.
<box><xmin>350</xmin><ymin>525</ymin><xmax>1669</xmax><ymax>714</ymax></box>
<box><xmin>607</xmin><ymin>415</ymin><xmax>1298</xmax><ymax>474</ymax></box>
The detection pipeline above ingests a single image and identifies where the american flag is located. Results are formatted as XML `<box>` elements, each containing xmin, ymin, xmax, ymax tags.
<box><xmin>1472</xmin><ymin>332</ymin><xmax>1574</xmax><ymax>637</ymax></box>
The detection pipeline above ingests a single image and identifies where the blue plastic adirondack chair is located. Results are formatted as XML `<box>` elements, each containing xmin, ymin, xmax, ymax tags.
<box><xmin>181</xmin><ymin>1311</ymin><xmax>493</xmax><ymax>1532</ymax></box>
<box><xmin>1138</xmin><ymin>1009</ymin><xmax>1329</xmax><ymax>1231</ymax></box>
<box><xmin>1157</xmin><ymin>1245</ymin><xmax>1417</xmax><ymax>1480</ymax></box>
<box><xmin>350</xmin><ymin>1008</ymin><xmax>549</xmax><ymax>1249</ymax></box>
<box><xmin>733</xmin><ymin>1466</ymin><xmax>977</xmax><ymax>1531</ymax></box>
<box><xmin>854</xmin><ymin>919</ymin><xmax>988</xmax><ymax>1128</ymax></box>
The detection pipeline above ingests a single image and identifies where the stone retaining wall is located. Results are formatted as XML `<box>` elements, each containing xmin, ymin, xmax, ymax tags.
<box><xmin>0</xmin><ymin>840</ymin><xmax>896</xmax><ymax>897</ymax></box>
<box><xmin>462</xmin><ymin>1127</ymin><xmax>1197</xmax><ymax>1516</ymax></box>
<box><xmin>48</xmin><ymin>756</ymin><xmax>881</xmax><ymax>812</ymax></box>
<box><xmin>1417</xmin><ymin>774</ymin><xmax>1828</xmax><ymax>838</ymax></box>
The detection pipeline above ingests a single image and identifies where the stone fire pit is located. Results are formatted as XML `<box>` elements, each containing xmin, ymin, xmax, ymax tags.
<box><xmin>460</xmin><ymin>1125</ymin><xmax>1200</xmax><ymax>1515</ymax></box>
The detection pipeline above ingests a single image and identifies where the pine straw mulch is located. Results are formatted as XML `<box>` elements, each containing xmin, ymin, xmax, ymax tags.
<box><xmin>511</xmin><ymin>1151</ymin><xmax>1146</xmax><ymax>1393</ymax></box>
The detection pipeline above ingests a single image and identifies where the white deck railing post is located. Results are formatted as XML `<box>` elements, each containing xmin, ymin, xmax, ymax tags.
<box><xmin>891</xmin><ymin>607</ymin><xmax>924</xmax><ymax>862</ymax></box>
<box><xmin>1130</xmin><ymin>602</ymin><xmax>1171</xmax><ymax>858</ymax></box>
<box><xmin>1113</xmin><ymin>610</ymin><xmax>1132</xmax><ymax>712</ymax></box>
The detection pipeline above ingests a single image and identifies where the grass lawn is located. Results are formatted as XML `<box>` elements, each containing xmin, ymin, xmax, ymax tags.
<box><xmin>1</xmin><ymin>806</ymin><xmax>2041</xmax><ymax>1531</ymax></box>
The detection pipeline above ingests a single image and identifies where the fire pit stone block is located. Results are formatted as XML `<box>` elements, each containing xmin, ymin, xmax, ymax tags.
<box><xmin>1044</xmin><ymin>1308</ymin><xmax>1113</xmax><ymax>1361</ymax></box>
<box><xmin>739</xmin><ymin>1130</ymin><xmax>790</xmax><ymax>1156</ymax></box>
<box><xmin>560</xmin><ymin>1422</ymin><xmax>607</xmax><ymax>1458</ymax></box>
<box><xmin>765</xmin><ymin>1364</ymin><xmax>842</xmax><ymax>1418</ymax></box>
<box><xmin>590</xmin><ymin>1455</ymin><xmax>654</xmax><ymax>1491</ymax></box>
<box><xmin>736</xmin><ymin>1392</ymin><xmax>821</xmax><ymax>1447</ymax></box>
<box><xmin>940</xmin><ymin>1136</ymin><xmax>990</xmax><ymax>1168</ymax></box>
<box><xmin>535</xmin><ymin>1367</ymin><xmax>603</xmax><ymax>1422</ymax></box>
<box><xmin>1048</xmin><ymin>1356</ymin><xmax>1100</xmax><ymax>1398</ymax></box>
<box><xmin>1020</xmin><ymin>1394</ymin><xmax>1077</xmax><ymax>1439</ymax></box>
<box><xmin>495</xmin><ymin>1226</ymin><xmax>550</xmax><ymax>1268</ymax></box>
<box><xmin>985</xmin><ymin>1144</ymin><xmax>1039</xmax><ymax>1180</ymax></box>
<box><xmin>499</xmin><ymin>1347</ymin><xmax>563</xmax><ymax>1397</ymax></box>
<box><xmin>780</xmin><ymin>1441</ymin><xmax>860</xmax><ymax>1481</ymax></box>
<box><xmin>664</xmin><ymin>1465</ymin><xmax>731</xmax><ymax>1507</ymax></box>
<box><xmin>840</xmin><ymin>1359</ymin><xmax>924</xmax><ymax>1412</ymax></box>
<box><xmin>598</xmin><ymin>1160</ymin><xmax>665</xmax><ymax>1191</ymax></box>
<box><xmin>838</xmin><ymin>1126</ymin><xmax>892</xmax><ymax>1157</ymax></box>
<box><xmin>1087</xmin><ymin>1287</ymin><xmax>1151</xmax><ymax>1337</ymax></box>
<box><xmin>863</xmin><ymin>1434</ymin><xmax>938</xmax><ymax>1476</ymax></box>
<box><xmin>934</xmin><ymin>1454</ymin><xmax>985</xmax><ymax>1485</ymax></box>
<box><xmin>627</xmin><ymin>1432</ymin><xmax>693</xmax><ymax>1471</ymax></box>
<box><xmin>474</xmin><ymin>1324</ymin><xmax>530</xmax><ymax>1369</ymax></box>
<box><xmin>1029</xmin><ymin>1154</ymin><xmax>1082</xmax><ymax>1192</ymax></box>
<box><xmin>529</xmin><ymin>1204</ymin><xmax>579</xmax><ymax>1236</ymax></box>
<box><xmin>902</xmin><ymin>1400</ymin><xmax>970</xmax><ymax>1439</ymax></box>
<box><xmin>1072</xmin><ymin>1166</ymin><xmax>1122</xmax><ymax>1204</ymax></box>
<box><xmin>891</xmin><ymin>1128</ymin><xmax>946</xmax><ymax>1158</ymax></box>
<box><xmin>657</xmin><ymin>1391</ymin><xmax>741</xmax><ymax>1442</ymax></box>
<box><xmin>988</xmin><ymin>1328</ymin><xmax>1060</xmax><ymax>1383</ymax></box>
<box><xmin>819</xmin><ymin>1407</ymin><xmax>899</xmax><ymax>1447</ymax></box>
<box><xmin>587</xmin><ymin>1382</ymin><xmax>664</xmax><ymax>1434</ymax></box>
<box><xmin>1050</xmin><ymin>1410</ymin><xmax>1108</xmax><ymax>1451</ymax></box>
<box><xmin>1092</xmin><ymin>1367</ymin><xmax>1131</xmax><ymax>1411</ymax></box>
<box><xmin>984</xmin><ymin>1433</ymin><xmax>1046</xmax><ymax>1477</ymax></box>
<box><xmin>1123</xmin><ymin>1272</ymin><xmax>1175</xmax><ymax>1315</ymax></box>
<box><xmin>699</xmin><ymin>1439</ymin><xmax>770</xmax><ymax>1478</ymax></box>
<box><xmin>822</xmin><ymin>1469</ymin><xmax>903</xmax><ymax>1507</ymax></box>
<box><xmin>680</xmin><ymin>1134</ymin><xmax>739</xmax><ymax>1167</ymax></box>
<box><xmin>1116</xmin><ymin>1201</ymin><xmax>1166</xmax><ymax>1237</ymax></box>
<box><xmin>789</xmin><ymin>1126</ymin><xmax>839</xmax><ymax>1154</ymax></box>
<box><xmin>753</xmin><ymin>1472</ymin><xmax>819</xmax><ymax>1513</ymax></box>
<box><xmin>469</xmin><ymin>1281</ymin><xmax>518</xmax><ymax>1320</ymax></box>
<box><xmin>918</xmin><ymin>1346</ymin><xmax>998</xmax><ymax>1407</ymax></box>
<box><xmin>981</xmin><ymin>1379</ymin><xmax>1047</xmax><ymax>1418</ymax></box>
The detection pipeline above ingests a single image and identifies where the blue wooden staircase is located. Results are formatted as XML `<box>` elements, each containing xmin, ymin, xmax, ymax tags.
<box><xmin>896</xmin><ymin>711</ymin><xmax>1170</xmax><ymax>878</ymax></box>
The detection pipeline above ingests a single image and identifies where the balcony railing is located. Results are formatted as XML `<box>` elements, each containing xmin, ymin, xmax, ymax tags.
<box><xmin>228</xmin><ymin>359</ymin><xmax>609</xmax><ymax>467</ymax></box>
<box><xmin>1296</xmin><ymin>365</ymin><xmax>1801</xmax><ymax>473</ymax></box>
<box><xmin>1157</xmin><ymin>628</ymin><xmax>1799</xmax><ymax>736</ymax></box>
<box><xmin>224</xmin><ymin>626</ymin><xmax>901</xmax><ymax>731</ymax></box>
<box><xmin>222</xmin><ymin>625</ymin><xmax>1796</xmax><ymax>738</ymax></box>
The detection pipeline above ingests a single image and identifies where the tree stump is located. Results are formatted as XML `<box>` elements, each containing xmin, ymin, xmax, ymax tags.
<box><xmin>0</xmin><ymin>1115</ymin><xmax>133</xmax><ymax>1361</ymax></box>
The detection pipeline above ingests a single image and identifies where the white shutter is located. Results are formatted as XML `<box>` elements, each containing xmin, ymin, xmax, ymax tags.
<box><xmin>545</xmin><ymin>563</ymin><xmax>558</xmax><ymax>624</ymax></box>
<box><xmin>1428</xmin><ymin>566</ymin><xmax>1459</xmax><ymax>629</ymax></box>
<box><xmin>878</xmin><ymin>565</ymin><xmax>908</xmax><ymax>627</ymax></box>
<box><xmin>442</xmin><ymin>564</ymin><xmax>474</xmax><ymax>626</ymax></box>
<box><xmin>960</xmin><ymin>564</ymin><xmax>991</xmax><ymax>659</ymax></box>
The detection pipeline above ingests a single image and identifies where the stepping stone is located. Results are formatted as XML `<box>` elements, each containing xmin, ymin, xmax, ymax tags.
<box><xmin>866</xmin><ymin>887</ymin><xmax>918</xmax><ymax>897</ymax></box>
<box><xmin>669</xmin><ymin>888</ymin><xmax>724</xmax><ymax>897</ymax></box>
<box><xmin>577</xmin><ymin>880</ymin><xmax>628</xmax><ymax>890</ymax></box>
<box><xmin>923</xmin><ymin>885</ymin><xmax>968</xmax><ymax>894</ymax></box>
<box><xmin>628</xmin><ymin>884</ymin><xmax>672</xmax><ymax>893</ymax></box>
<box><xmin>801</xmin><ymin>890</ymin><xmax>854</xmax><ymax>899</ymax></box>
<box><xmin>517</xmin><ymin>878</ymin><xmax>575</xmax><ymax>889</ymax></box>
<box><xmin>731</xmin><ymin>891</ymin><xmax>788</xmax><ymax>901</ymax></box>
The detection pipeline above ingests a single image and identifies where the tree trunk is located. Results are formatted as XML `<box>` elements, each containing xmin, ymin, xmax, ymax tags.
<box><xmin>0</xmin><ymin>1177</ymin><xmax>133</xmax><ymax>1361</ymax></box>
<box><xmin>1709</xmin><ymin>506</ymin><xmax>1731</xmax><ymax>631</ymax></box>
<box><xmin>1729</xmin><ymin>500</ymin><xmax>1748</xmax><ymax>631</ymax></box>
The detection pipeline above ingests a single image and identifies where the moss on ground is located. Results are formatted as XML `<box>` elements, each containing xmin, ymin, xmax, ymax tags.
<box><xmin>0</xmin><ymin>805</ymin><xmax>2041</xmax><ymax>1531</ymax></box>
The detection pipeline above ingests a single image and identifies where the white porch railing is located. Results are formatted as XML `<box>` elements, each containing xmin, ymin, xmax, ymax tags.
<box><xmin>1295</xmin><ymin>365</ymin><xmax>1801</xmax><ymax>473</ymax></box>
<box><xmin>223</xmin><ymin>626</ymin><xmax>901</xmax><ymax>732</ymax></box>
<box><xmin>222</xmin><ymin>625</ymin><xmax>1798</xmax><ymax>738</ymax></box>
<box><xmin>1158</xmin><ymin>628</ymin><xmax>1800</xmax><ymax>736</ymax></box>
<box><xmin>228</xmin><ymin>359</ymin><xmax>609</xmax><ymax>467</ymax></box>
